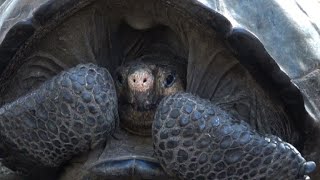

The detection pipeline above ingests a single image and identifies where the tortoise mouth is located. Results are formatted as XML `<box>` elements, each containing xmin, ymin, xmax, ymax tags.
<box><xmin>119</xmin><ymin>103</ymin><xmax>156</xmax><ymax>136</ymax></box>
<box><xmin>123</xmin><ymin>101</ymin><xmax>158</xmax><ymax>112</ymax></box>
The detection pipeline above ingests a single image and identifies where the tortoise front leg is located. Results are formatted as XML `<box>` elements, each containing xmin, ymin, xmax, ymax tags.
<box><xmin>153</xmin><ymin>93</ymin><xmax>315</xmax><ymax>179</ymax></box>
<box><xmin>0</xmin><ymin>64</ymin><xmax>118</xmax><ymax>175</ymax></box>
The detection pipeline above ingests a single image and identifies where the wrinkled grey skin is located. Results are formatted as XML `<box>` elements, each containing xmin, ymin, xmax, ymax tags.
<box><xmin>0</xmin><ymin>0</ymin><xmax>319</xmax><ymax>179</ymax></box>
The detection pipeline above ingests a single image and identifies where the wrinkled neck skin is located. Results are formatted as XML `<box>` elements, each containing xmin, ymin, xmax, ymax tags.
<box><xmin>115</xmin><ymin>61</ymin><xmax>185</xmax><ymax>136</ymax></box>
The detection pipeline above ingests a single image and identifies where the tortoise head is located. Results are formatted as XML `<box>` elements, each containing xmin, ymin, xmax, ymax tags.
<box><xmin>115</xmin><ymin>61</ymin><xmax>185</xmax><ymax>136</ymax></box>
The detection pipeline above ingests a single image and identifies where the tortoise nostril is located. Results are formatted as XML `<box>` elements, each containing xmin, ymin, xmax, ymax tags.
<box><xmin>128</xmin><ymin>70</ymin><xmax>154</xmax><ymax>92</ymax></box>
<box><xmin>132</xmin><ymin>77</ymin><xmax>147</xmax><ymax>84</ymax></box>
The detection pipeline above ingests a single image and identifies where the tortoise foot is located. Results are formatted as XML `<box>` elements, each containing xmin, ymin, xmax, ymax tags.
<box><xmin>0</xmin><ymin>63</ymin><xmax>118</xmax><ymax>174</ymax></box>
<box><xmin>153</xmin><ymin>92</ymin><xmax>315</xmax><ymax>179</ymax></box>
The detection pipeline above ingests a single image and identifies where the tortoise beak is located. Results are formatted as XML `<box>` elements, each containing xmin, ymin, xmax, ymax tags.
<box><xmin>127</xmin><ymin>66</ymin><xmax>156</xmax><ymax>111</ymax></box>
<box><xmin>129</xmin><ymin>92</ymin><xmax>155</xmax><ymax>111</ymax></box>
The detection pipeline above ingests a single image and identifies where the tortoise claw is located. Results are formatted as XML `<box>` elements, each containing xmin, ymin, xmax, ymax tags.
<box><xmin>301</xmin><ymin>161</ymin><xmax>316</xmax><ymax>175</ymax></box>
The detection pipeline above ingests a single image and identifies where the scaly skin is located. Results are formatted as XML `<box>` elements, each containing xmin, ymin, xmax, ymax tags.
<box><xmin>0</xmin><ymin>64</ymin><xmax>118</xmax><ymax>174</ymax></box>
<box><xmin>153</xmin><ymin>93</ymin><xmax>315</xmax><ymax>179</ymax></box>
<box><xmin>0</xmin><ymin>63</ymin><xmax>315</xmax><ymax>179</ymax></box>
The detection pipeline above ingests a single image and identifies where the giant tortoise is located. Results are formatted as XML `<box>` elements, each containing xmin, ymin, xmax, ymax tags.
<box><xmin>0</xmin><ymin>0</ymin><xmax>319</xmax><ymax>179</ymax></box>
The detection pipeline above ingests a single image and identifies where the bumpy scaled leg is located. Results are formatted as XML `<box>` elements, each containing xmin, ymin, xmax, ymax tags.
<box><xmin>153</xmin><ymin>93</ymin><xmax>315</xmax><ymax>179</ymax></box>
<box><xmin>0</xmin><ymin>64</ymin><xmax>118</xmax><ymax>174</ymax></box>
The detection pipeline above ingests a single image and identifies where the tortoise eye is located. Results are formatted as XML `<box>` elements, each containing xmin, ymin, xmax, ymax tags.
<box><xmin>164</xmin><ymin>72</ymin><xmax>176</xmax><ymax>88</ymax></box>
